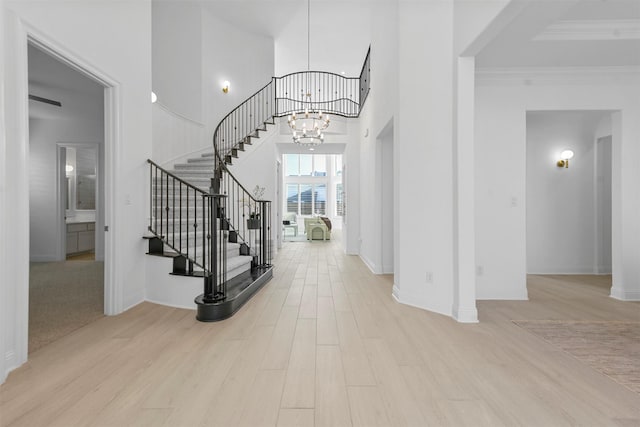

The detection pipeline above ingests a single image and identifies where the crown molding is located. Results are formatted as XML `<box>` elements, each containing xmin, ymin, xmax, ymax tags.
<box><xmin>534</xmin><ymin>19</ymin><xmax>640</xmax><ymax>41</ymax></box>
<box><xmin>476</xmin><ymin>66</ymin><xmax>640</xmax><ymax>86</ymax></box>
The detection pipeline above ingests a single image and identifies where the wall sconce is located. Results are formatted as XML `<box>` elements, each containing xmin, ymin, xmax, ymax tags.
<box><xmin>222</xmin><ymin>81</ymin><xmax>230</xmax><ymax>94</ymax></box>
<box><xmin>557</xmin><ymin>149</ymin><xmax>574</xmax><ymax>168</ymax></box>
<box><xmin>151</xmin><ymin>91</ymin><xmax>157</xmax><ymax>103</ymax></box>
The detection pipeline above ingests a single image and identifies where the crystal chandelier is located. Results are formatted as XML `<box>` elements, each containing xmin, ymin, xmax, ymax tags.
<box><xmin>287</xmin><ymin>0</ymin><xmax>330</xmax><ymax>148</ymax></box>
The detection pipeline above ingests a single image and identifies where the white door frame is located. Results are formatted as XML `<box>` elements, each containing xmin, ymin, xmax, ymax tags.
<box><xmin>10</xmin><ymin>20</ymin><xmax>123</xmax><ymax>367</ymax></box>
<box><xmin>56</xmin><ymin>142</ymin><xmax>101</xmax><ymax>261</ymax></box>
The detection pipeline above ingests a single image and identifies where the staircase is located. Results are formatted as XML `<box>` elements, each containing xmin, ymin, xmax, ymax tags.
<box><xmin>146</xmin><ymin>46</ymin><xmax>371</xmax><ymax>322</ymax></box>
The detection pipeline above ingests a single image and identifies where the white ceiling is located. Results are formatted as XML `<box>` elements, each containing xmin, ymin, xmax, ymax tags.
<box><xmin>475</xmin><ymin>0</ymin><xmax>640</xmax><ymax>68</ymax></box>
<box><xmin>28</xmin><ymin>44</ymin><xmax>104</xmax><ymax>120</ymax></box>
<box><xmin>199</xmin><ymin>0</ymin><xmax>305</xmax><ymax>38</ymax></box>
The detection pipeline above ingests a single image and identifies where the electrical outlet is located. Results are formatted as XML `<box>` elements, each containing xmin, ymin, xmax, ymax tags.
<box><xmin>476</xmin><ymin>265</ymin><xmax>484</xmax><ymax>276</ymax></box>
<box><xmin>510</xmin><ymin>196</ymin><xmax>518</xmax><ymax>207</ymax></box>
<box><xmin>425</xmin><ymin>272</ymin><xmax>433</xmax><ymax>284</ymax></box>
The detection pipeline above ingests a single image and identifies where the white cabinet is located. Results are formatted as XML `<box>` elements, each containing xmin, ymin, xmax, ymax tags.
<box><xmin>66</xmin><ymin>222</ymin><xmax>95</xmax><ymax>255</ymax></box>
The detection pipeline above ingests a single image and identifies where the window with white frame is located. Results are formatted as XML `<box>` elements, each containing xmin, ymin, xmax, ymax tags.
<box><xmin>283</xmin><ymin>154</ymin><xmax>341</xmax><ymax>218</ymax></box>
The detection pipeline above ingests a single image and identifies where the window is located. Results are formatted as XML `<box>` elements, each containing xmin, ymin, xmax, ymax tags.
<box><xmin>285</xmin><ymin>183</ymin><xmax>327</xmax><ymax>216</ymax></box>
<box><xmin>300</xmin><ymin>184</ymin><xmax>312</xmax><ymax>215</ymax></box>
<box><xmin>336</xmin><ymin>183</ymin><xmax>344</xmax><ymax>216</ymax></box>
<box><xmin>334</xmin><ymin>155</ymin><xmax>342</xmax><ymax>176</ymax></box>
<box><xmin>284</xmin><ymin>154</ymin><xmax>341</xmax><ymax>218</ymax></box>
<box><xmin>286</xmin><ymin>184</ymin><xmax>299</xmax><ymax>213</ymax></box>
<box><xmin>313</xmin><ymin>156</ymin><xmax>326</xmax><ymax>176</ymax></box>
<box><xmin>285</xmin><ymin>154</ymin><xmax>299</xmax><ymax>176</ymax></box>
<box><xmin>300</xmin><ymin>154</ymin><xmax>312</xmax><ymax>176</ymax></box>
<box><xmin>315</xmin><ymin>184</ymin><xmax>326</xmax><ymax>215</ymax></box>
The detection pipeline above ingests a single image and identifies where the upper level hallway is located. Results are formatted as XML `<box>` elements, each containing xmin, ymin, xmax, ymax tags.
<box><xmin>1</xmin><ymin>230</ymin><xmax>639</xmax><ymax>426</ymax></box>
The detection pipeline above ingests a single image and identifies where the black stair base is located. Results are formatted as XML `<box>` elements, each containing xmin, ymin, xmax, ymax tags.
<box><xmin>195</xmin><ymin>266</ymin><xmax>273</xmax><ymax>322</ymax></box>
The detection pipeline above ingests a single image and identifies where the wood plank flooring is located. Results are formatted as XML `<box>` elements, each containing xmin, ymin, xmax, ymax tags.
<box><xmin>1</xmin><ymin>233</ymin><xmax>639</xmax><ymax>426</ymax></box>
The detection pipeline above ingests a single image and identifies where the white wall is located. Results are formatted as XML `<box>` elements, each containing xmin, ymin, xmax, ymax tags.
<box><xmin>150</xmin><ymin>4</ymin><xmax>274</xmax><ymax>165</ymax></box>
<box><xmin>152</xmin><ymin>1</ymin><xmax>202</xmax><ymax>123</ymax></box>
<box><xmin>526</xmin><ymin>111</ymin><xmax>609</xmax><ymax>274</ymax></box>
<box><xmin>29</xmin><ymin>117</ymin><xmax>104</xmax><ymax>261</ymax></box>
<box><xmin>2</xmin><ymin>0</ymin><xmax>152</xmax><ymax>381</ymax></box>
<box><xmin>392</xmin><ymin>0</ymin><xmax>456</xmax><ymax>317</ymax></box>
<box><xmin>202</xmin><ymin>9</ymin><xmax>274</xmax><ymax>143</ymax></box>
<box><xmin>274</xmin><ymin>2</ymin><xmax>370</xmax><ymax>77</ymax></box>
<box><xmin>475</xmin><ymin>71</ymin><xmax>640</xmax><ymax>301</ymax></box>
<box><xmin>152</xmin><ymin>102</ymin><xmax>205</xmax><ymax>167</ymax></box>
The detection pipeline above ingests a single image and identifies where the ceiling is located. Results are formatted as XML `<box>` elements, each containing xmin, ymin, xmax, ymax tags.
<box><xmin>475</xmin><ymin>0</ymin><xmax>640</xmax><ymax>68</ymax></box>
<box><xmin>28</xmin><ymin>44</ymin><xmax>104</xmax><ymax>121</ymax></box>
<box><xmin>199</xmin><ymin>0</ymin><xmax>304</xmax><ymax>38</ymax></box>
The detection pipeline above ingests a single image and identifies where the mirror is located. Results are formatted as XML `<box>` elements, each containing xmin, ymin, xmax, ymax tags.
<box><xmin>65</xmin><ymin>146</ymin><xmax>97</xmax><ymax>214</ymax></box>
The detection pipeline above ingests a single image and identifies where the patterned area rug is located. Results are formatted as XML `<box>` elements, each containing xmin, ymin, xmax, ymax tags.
<box><xmin>514</xmin><ymin>320</ymin><xmax>640</xmax><ymax>394</ymax></box>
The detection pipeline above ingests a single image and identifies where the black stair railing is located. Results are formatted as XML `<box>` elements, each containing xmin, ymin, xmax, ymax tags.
<box><xmin>148</xmin><ymin>47</ymin><xmax>370</xmax><ymax>308</ymax></box>
<box><xmin>147</xmin><ymin>160</ymin><xmax>212</xmax><ymax>273</ymax></box>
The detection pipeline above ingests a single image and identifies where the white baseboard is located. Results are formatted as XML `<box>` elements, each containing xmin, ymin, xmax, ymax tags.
<box><xmin>360</xmin><ymin>254</ymin><xmax>381</xmax><ymax>274</ymax></box>
<box><xmin>452</xmin><ymin>306</ymin><xmax>479</xmax><ymax>323</ymax></box>
<box><xmin>610</xmin><ymin>288</ymin><xmax>640</xmax><ymax>301</ymax></box>
<box><xmin>476</xmin><ymin>291</ymin><xmax>529</xmax><ymax>301</ymax></box>
<box><xmin>391</xmin><ymin>285</ymin><xmax>451</xmax><ymax>318</ymax></box>
<box><xmin>144</xmin><ymin>298</ymin><xmax>197</xmax><ymax>311</ymax></box>
<box><xmin>29</xmin><ymin>255</ymin><xmax>60</xmax><ymax>262</ymax></box>
<box><xmin>392</xmin><ymin>284</ymin><xmax>401</xmax><ymax>302</ymax></box>
<box><xmin>527</xmin><ymin>267</ymin><xmax>597</xmax><ymax>274</ymax></box>
<box><xmin>2</xmin><ymin>350</ymin><xmax>17</xmax><ymax>385</ymax></box>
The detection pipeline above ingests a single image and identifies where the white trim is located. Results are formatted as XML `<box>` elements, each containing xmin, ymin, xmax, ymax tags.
<box><xmin>359</xmin><ymin>254</ymin><xmax>381</xmax><ymax>275</ymax></box>
<box><xmin>154</xmin><ymin>101</ymin><xmax>205</xmax><ymax>127</ymax></box>
<box><xmin>0</xmin><ymin>1</ymin><xmax>6</xmax><ymax>384</ymax></box>
<box><xmin>103</xmin><ymin>84</ymin><xmax>121</xmax><ymax>315</ymax></box>
<box><xmin>392</xmin><ymin>284</ymin><xmax>401</xmax><ymax>302</ymax></box>
<box><xmin>21</xmin><ymin>24</ymin><xmax>123</xmax><ymax>319</ymax></box>
<box><xmin>476</xmin><ymin>292</ymin><xmax>529</xmax><ymax>301</ymax></box>
<box><xmin>452</xmin><ymin>306</ymin><xmax>478</xmax><ymax>324</ymax></box>
<box><xmin>12</xmin><ymin>15</ymin><xmax>31</xmax><ymax>375</ymax></box>
<box><xmin>527</xmin><ymin>268</ymin><xmax>598</xmax><ymax>274</ymax></box>
<box><xmin>534</xmin><ymin>19</ymin><xmax>640</xmax><ymax>41</ymax></box>
<box><xmin>391</xmin><ymin>285</ymin><xmax>452</xmax><ymax>318</ymax></box>
<box><xmin>56</xmin><ymin>142</ymin><xmax>100</xmax><ymax>261</ymax></box>
<box><xmin>610</xmin><ymin>288</ymin><xmax>640</xmax><ymax>301</ymax></box>
<box><xmin>144</xmin><ymin>298</ymin><xmax>196</xmax><ymax>311</ymax></box>
<box><xmin>476</xmin><ymin>66</ymin><xmax>640</xmax><ymax>86</ymax></box>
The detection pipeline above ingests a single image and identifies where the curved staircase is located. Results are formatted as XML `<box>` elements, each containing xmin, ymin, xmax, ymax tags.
<box><xmin>146</xmin><ymin>47</ymin><xmax>371</xmax><ymax>321</ymax></box>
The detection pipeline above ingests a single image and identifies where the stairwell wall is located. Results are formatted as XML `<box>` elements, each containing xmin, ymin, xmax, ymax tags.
<box><xmin>201</xmin><ymin>8</ymin><xmax>274</xmax><ymax>145</ymax></box>
<box><xmin>152</xmin><ymin>1</ymin><xmax>202</xmax><ymax>124</ymax></box>
<box><xmin>150</xmin><ymin>2</ymin><xmax>274</xmax><ymax>164</ymax></box>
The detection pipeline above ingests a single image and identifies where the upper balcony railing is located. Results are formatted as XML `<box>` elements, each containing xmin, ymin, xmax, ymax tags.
<box><xmin>212</xmin><ymin>46</ymin><xmax>371</xmax><ymax>171</ymax></box>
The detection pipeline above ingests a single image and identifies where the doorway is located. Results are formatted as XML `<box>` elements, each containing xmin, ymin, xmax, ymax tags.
<box><xmin>525</xmin><ymin>110</ymin><xmax>613</xmax><ymax>277</ymax></box>
<box><xmin>28</xmin><ymin>43</ymin><xmax>106</xmax><ymax>353</ymax></box>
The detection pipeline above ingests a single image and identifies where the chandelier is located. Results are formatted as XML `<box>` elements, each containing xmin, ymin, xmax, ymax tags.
<box><xmin>287</xmin><ymin>0</ymin><xmax>330</xmax><ymax>148</ymax></box>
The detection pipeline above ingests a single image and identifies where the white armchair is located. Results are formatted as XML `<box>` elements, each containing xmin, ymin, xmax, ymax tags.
<box><xmin>304</xmin><ymin>217</ymin><xmax>331</xmax><ymax>240</ymax></box>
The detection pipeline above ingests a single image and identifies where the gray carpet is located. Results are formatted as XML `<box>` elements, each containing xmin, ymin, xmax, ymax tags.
<box><xmin>514</xmin><ymin>320</ymin><xmax>640</xmax><ymax>394</ymax></box>
<box><xmin>29</xmin><ymin>260</ymin><xmax>104</xmax><ymax>354</ymax></box>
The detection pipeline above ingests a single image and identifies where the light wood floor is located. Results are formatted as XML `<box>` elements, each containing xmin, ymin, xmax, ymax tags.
<box><xmin>2</xmin><ymin>233</ymin><xmax>639</xmax><ymax>426</ymax></box>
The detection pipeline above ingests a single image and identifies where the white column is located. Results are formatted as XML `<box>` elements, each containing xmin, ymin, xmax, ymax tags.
<box><xmin>0</xmin><ymin>0</ymin><xmax>8</xmax><ymax>384</ymax></box>
<box><xmin>610</xmin><ymin>111</ymin><xmax>640</xmax><ymax>301</ymax></box>
<box><xmin>452</xmin><ymin>56</ymin><xmax>478</xmax><ymax>322</ymax></box>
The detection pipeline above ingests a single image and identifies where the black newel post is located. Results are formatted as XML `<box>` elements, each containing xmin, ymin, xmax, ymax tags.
<box><xmin>260</xmin><ymin>200</ymin><xmax>269</xmax><ymax>267</ymax></box>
